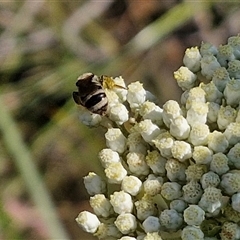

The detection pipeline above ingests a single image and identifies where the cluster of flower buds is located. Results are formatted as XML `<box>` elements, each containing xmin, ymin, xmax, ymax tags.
<box><xmin>75</xmin><ymin>35</ymin><xmax>240</xmax><ymax>240</ymax></box>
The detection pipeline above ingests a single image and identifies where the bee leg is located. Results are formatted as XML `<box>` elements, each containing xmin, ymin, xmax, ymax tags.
<box><xmin>72</xmin><ymin>92</ymin><xmax>82</xmax><ymax>105</ymax></box>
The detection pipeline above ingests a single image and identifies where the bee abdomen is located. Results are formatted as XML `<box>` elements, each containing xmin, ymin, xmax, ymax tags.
<box><xmin>84</xmin><ymin>91</ymin><xmax>108</xmax><ymax>115</ymax></box>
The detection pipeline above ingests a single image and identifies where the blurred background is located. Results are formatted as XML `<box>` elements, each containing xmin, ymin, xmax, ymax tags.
<box><xmin>0</xmin><ymin>1</ymin><xmax>239</xmax><ymax>239</ymax></box>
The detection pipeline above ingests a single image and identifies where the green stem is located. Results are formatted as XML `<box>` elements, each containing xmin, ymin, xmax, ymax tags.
<box><xmin>0</xmin><ymin>94</ymin><xmax>70</xmax><ymax>240</ymax></box>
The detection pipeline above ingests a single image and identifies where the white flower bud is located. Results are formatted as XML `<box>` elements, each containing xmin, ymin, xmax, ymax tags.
<box><xmin>110</xmin><ymin>191</ymin><xmax>133</xmax><ymax>214</ymax></box>
<box><xmin>232</xmin><ymin>193</ymin><xmax>240</xmax><ymax>213</ymax></box>
<box><xmin>223</xmin><ymin>78</ymin><xmax>240</xmax><ymax>107</ymax></box>
<box><xmin>224</xmin><ymin>122</ymin><xmax>240</xmax><ymax>146</ymax></box>
<box><xmin>200</xmin><ymin>81</ymin><xmax>223</xmax><ymax>104</ymax></box>
<box><xmin>142</xmin><ymin>216</ymin><xmax>160</xmax><ymax>233</ymax></box>
<box><xmin>127</xmin><ymin>152</ymin><xmax>150</xmax><ymax>176</ymax></box>
<box><xmin>185</xmin><ymin>87</ymin><xmax>206</xmax><ymax>110</ymax></box>
<box><xmin>127</xmin><ymin>132</ymin><xmax>148</xmax><ymax>154</ymax></box>
<box><xmin>188</xmin><ymin>123</ymin><xmax>209</xmax><ymax>146</ymax></box>
<box><xmin>161</xmin><ymin>182</ymin><xmax>182</xmax><ymax>201</ymax></box>
<box><xmin>153</xmin><ymin>131</ymin><xmax>174</xmax><ymax>158</ymax></box>
<box><xmin>186</xmin><ymin>102</ymin><xmax>208</xmax><ymax>126</ymax></box>
<box><xmin>217</xmin><ymin>44</ymin><xmax>235</xmax><ymax>67</ymax></box>
<box><xmin>200</xmin><ymin>171</ymin><xmax>220</xmax><ymax>189</ymax></box>
<box><xmin>79</xmin><ymin>111</ymin><xmax>102</xmax><ymax>127</ymax></box>
<box><xmin>220</xmin><ymin>222</ymin><xmax>240</xmax><ymax>240</ymax></box>
<box><xmin>108</xmin><ymin>103</ymin><xmax>129</xmax><ymax>125</ymax></box>
<box><xmin>181</xmin><ymin>226</ymin><xmax>204</xmax><ymax>240</ymax></box>
<box><xmin>114</xmin><ymin>213</ymin><xmax>137</xmax><ymax>234</ymax></box>
<box><xmin>212</xmin><ymin>67</ymin><xmax>230</xmax><ymax>92</ymax></box>
<box><xmin>183</xmin><ymin>47</ymin><xmax>201</xmax><ymax>72</ymax></box>
<box><xmin>135</xmin><ymin>197</ymin><xmax>157</xmax><ymax>221</ymax></box>
<box><xmin>90</xmin><ymin>194</ymin><xmax>113</xmax><ymax>217</ymax></box>
<box><xmin>210</xmin><ymin>153</ymin><xmax>229</xmax><ymax>175</ymax></box>
<box><xmin>208</xmin><ymin>130</ymin><xmax>229</xmax><ymax>153</ymax></box>
<box><xmin>75</xmin><ymin>211</ymin><xmax>100</xmax><ymax>233</ymax></box>
<box><xmin>221</xmin><ymin>172</ymin><xmax>240</xmax><ymax>195</ymax></box>
<box><xmin>200</xmin><ymin>54</ymin><xmax>221</xmax><ymax>80</ymax></box>
<box><xmin>171</xmin><ymin>140</ymin><xmax>192</xmax><ymax>162</ymax></box>
<box><xmin>174</xmin><ymin>66</ymin><xmax>197</xmax><ymax>90</ymax></box>
<box><xmin>198</xmin><ymin>187</ymin><xmax>223</xmax><ymax>213</ymax></box>
<box><xmin>192</xmin><ymin>146</ymin><xmax>213</xmax><ymax>165</ymax></box>
<box><xmin>143</xmin><ymin>174</ymin><xmax>163</xmax><ymax>196</ymax></box>
<box><xmin>84</xmin><ymin>172</ymin><xmax>106</xmax><ymax>195</ymax></box>
<box><xmin>95</xmin><ymin>222</ymin><xmax>121</xmax><ymax>239</ymax></box>
<box><xmin>227</xmin><ymin>59</ymin><xmax>240</xmax><ymax>78</ymax></box>
<box><xmin>228</xmin><ymin>35</ymin><xmax>240</xmax><ymax>58</ymax></box>
<box><xmin>183</xmin><ymin>205</ymin><xmax>205</xmax><ymax>226</ymax></box>
<box><xmin>105</xmin><ymin>128</ymin><xmax>127</xmax><ymax>153</ymax></box>
<box><xmin>200</xmin><ymin>42</ymin><xmax>218</xmax><ymax>56</ymax></box>
<box><xmin>217</xmin><ymin>105</ymin><xmax>237</xmax><ymax>130</ymax></box>
<box><xmin>159</xmin><ymin>209</ymin><xmax>183</xmax><ymax>231</ymax></box>
<box><xmin>112</xmin><ymin>76</ymin><xmax>128</xmax><ymax>102</ymax></box>
<box><xmin>137</xmin><ymin>119</ymin><xmax>161</xmax><ymax>144</ymax></box>
<box><xmin>182</xmin><ymin>181</ymin><xmax>203</xmax><ymax>204</ymax></box>
<box><xmin>185</xmin><ymin>164</ymin><xmax>206</xmax><ymax>182</ymax></box>
<box><xmin>162</xmin><ymin>100</ymin><xmax>182</xmax><ymax>127</ymax></box>
<box><xmin>227</xmin><ymin>143</ymin><xmax>240</xmax><ymax>169</ymax></box>
<box><xmin>170</xmin><ymin>115</ymin><xmax>190</xmax><ymax>140</ymax></box>
<box><xmin>165</xmin><ymin>158</ymin><xmax>186</xmax><ymax>182</ymax></box>
<box><xmin>139</xmin><ymin>101</ymin><xmax>163</xmax><ymax>126</ymax></box>
<box><xmin>105</xmin><ymin>162</ymin><xmax>127</xmax><ymax>184</ymax></box>
<box><xmin>207</xmin><ymin>102</ymin><xmax>220</xmax><ymax>123</ymax></box>
<box><xmin>98</xmin><ymin>148</ymin><xmax>120</xmax><ymax>168</ymax></box>
<box><xmin>170</xmin><ymin>199</ymin><xmax>187</xmax><ymax>213</ymax></box>
<box><xmin>121</xmin><ymin>175</ymin><xmax>142</xmax><ymax>196</ymax></box>
<box><xmin>145</xmin><ymin>150</ymin><xmax>166</xmax><ymax>175</ymax></box>
<box><xmin>127</xmin><ymin>81</ymin><xmax>146</xmax><ymax>110</ymax></box>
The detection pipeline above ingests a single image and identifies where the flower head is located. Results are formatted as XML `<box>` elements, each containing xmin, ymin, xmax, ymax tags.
<box><xmin>75</xmin><ymin>35</ymin><xmax>240</xmax><ymax>239</ymax></box>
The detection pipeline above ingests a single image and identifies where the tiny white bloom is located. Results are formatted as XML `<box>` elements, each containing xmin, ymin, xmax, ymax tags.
<box><xmin>142</xmin><ymin>216</ymin><xmax>160</xmax><ymax>233</ymax></box>
<box><xmin>183</xmin><ymin>47</ymin><xmax>201</xmax><ymax>72</ymax></box>
<box><xmin>83</xmin><ymin>172</ymin><xmax>107</xmax><ymax>195</ymax></box>
<box><xmin>121</xmin><ymin>175</ymin><xmax>142</xmax><ymax>196</ymax></box>
<box><xmin>170</xmin><ymin>115</ymin><xmax>190</xmax><ymax>140</ymax></box>
<box><xmin>174</xmin><ymin>66</ymin><xmax>197</xmax><ymax>90</ymax></box>
<box><xmin>171</xmin><ymin>140</ymin><xmax>192</xmax><ymax>162</ymax></box>
<box><xmin>188</xmin><ymin>123</ymin><xmax>209</xmax><ymax>146</ymax></box>
<box><xmin>183</xmin><ymin>205</ymin><xmax>205</xmax><ymax>226</ymax></box>
<box><xmin>217</xmin><ymin>105</ymin><xmax>237</xmax><ymax>130</ymax></box>
<box><xmin>152</xmin><ymin>131</ymin><xmax>174</xmax><ymax>158</ymax></box>
<box><xmin>200</xmin><ymin>54</ymin><xmax>221</xmax><ymax>80</ymax></box>
<box><xmin>110</xmin><ymin>191</ymin><xmax>133</xmax><ymax>214</ymax></box>
<box><xmin>75</xmin><ymin>211</ymin><xmax>100</xmax><ymax>233</ymax></box>
<box><xmin>143</xmin><ymin>174</ymin><xmax>163</xmax><ymax>196</ymax></box>
<box><xmin>114</xmin><ymin>213</ymin><xmax>137</xmax><ymax>234</ymax></box>
<box><xmin>105</xmin><ymin>128</ymin><xmax>127</xmax><ymax>154</ymax></box>
<box><xmin>90</xmin><ymin>194</ymin><xmax>113</xmax><ymax>217</ymax></box>
<box><xmin>186</xmin><ymin>102</ymin><xmax>208</xmax><ymax>126</ymax></box>
<box><xmin>127</xmin><ymin>81</ymin><xmax>146</xmax><ymax>110</ymax></box>
<box><xmin>192</xmin><ymin>146</ymin><xmax>213</xmax><ymax>165</ymax></box>
<box><xmin>108</xmin><ymin>102</ymin><xmax>129</xmax><ymax>125</ymax></box>
<box><xmin>105</xmin><ymin>162</ymin><xmax>127</xmax><ymax>184</ymax></box>
<box><xmin>137</xmin><ymin>119</ymin><xmax>161</xmax><ymax>144</ymax></box>
<box><xmin>162</xmin><ymin>100</ymin><xmax>182</xmax><ymax>127</ymax></box>
<box><xmin>79</xmin><ymin>111</ymin><xmax>102</xmax><ymax>127</ymax></box>
<box><xmin>127</xmin><ymin>152</ymin><xmax>150</xmax><ymax>176</ymax></box>
<box><xmin>208</xmin><ymin>130</ymin><xmax>229</xmax><ymax>153</ymax></box>
<box><xmin>223</xmin><ymin>78</ymin><xmax>240</xmax><ymax>107</ymax></box>
<box><xmin>98</xmin><ymin>148</ymin><xmax>120</xmax><ymax>168</ymax></box>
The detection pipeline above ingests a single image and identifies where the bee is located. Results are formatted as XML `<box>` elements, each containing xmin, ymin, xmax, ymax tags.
<box><xmin>73</xmin><ymin>73</ymin><xmax>125</xmax><ymax>116</ymax></box>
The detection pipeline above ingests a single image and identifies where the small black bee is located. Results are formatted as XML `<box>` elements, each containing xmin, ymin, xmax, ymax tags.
<box><xmin>73</xmin><ymin>73</ymin><xmax>108</xmax><ymax>115</ymax></box>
